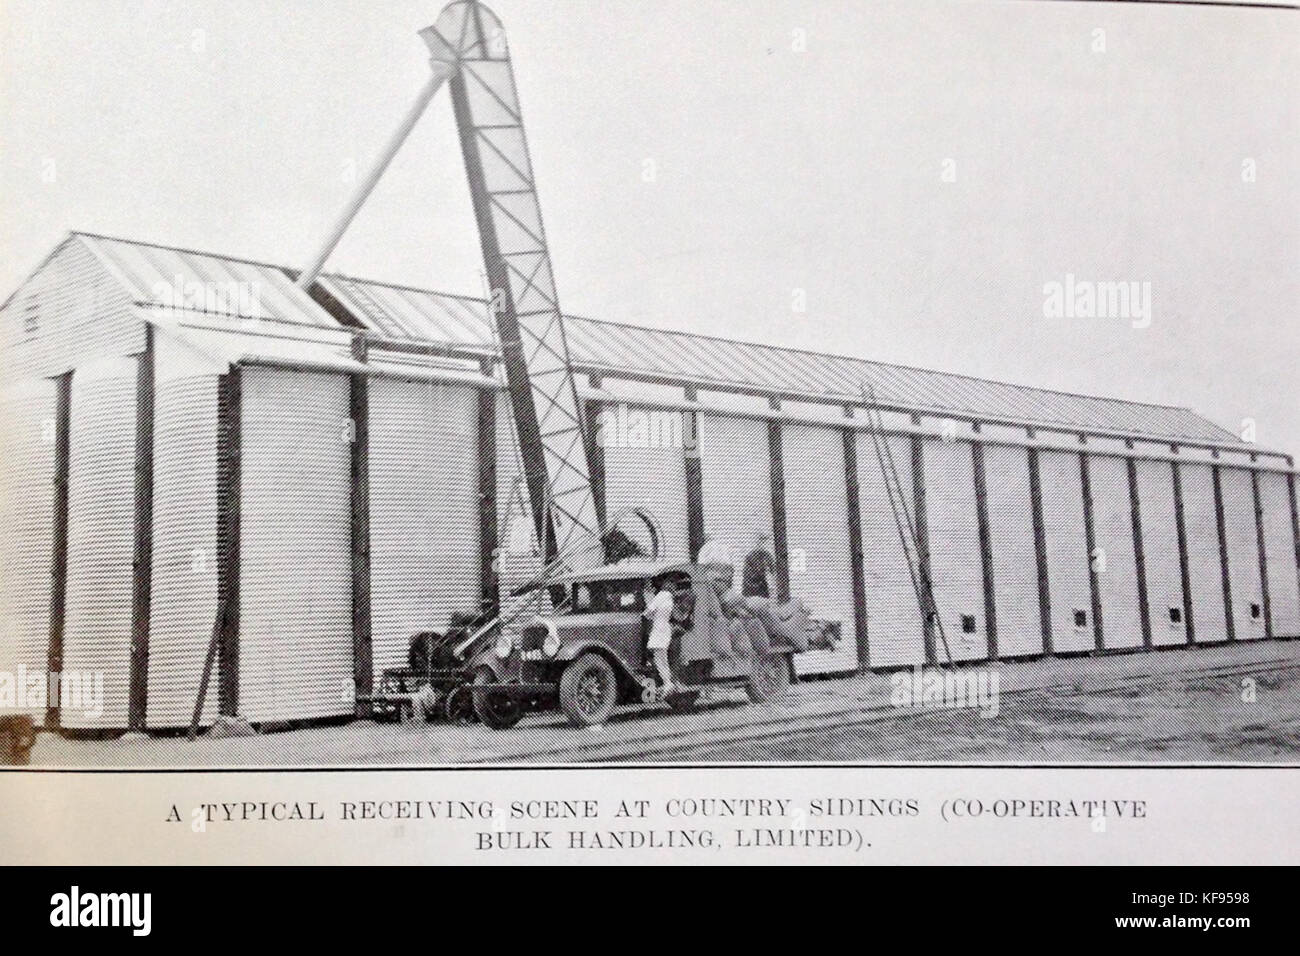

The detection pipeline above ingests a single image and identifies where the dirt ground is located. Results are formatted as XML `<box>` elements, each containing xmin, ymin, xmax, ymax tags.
<box><xmin>24</xmin><ymin>639</ymin><xmax>1300</xmax><ymax>766</ymax></box>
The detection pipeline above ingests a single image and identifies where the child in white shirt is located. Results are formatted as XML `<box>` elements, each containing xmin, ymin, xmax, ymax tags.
<box><xmin>642</xmin><ymin>581</ymin><xmax>676</xmax><ymax>696</ymax></box>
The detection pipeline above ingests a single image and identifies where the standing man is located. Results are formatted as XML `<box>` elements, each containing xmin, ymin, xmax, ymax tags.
<box><xmin>742</xmin><ymin>531</ymin><xmax>778</xmax><ymax>599</ymax></box>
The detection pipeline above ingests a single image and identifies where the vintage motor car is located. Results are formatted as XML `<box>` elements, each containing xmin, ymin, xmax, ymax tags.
<box><xmin>467</xmin><ymin>560</ymin><xmax>837</xmax><ymax>729</ymax></box>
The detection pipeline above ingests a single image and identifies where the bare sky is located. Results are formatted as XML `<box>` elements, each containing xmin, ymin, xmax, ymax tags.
<box><xmin>2</xmin><ymin>0</ymin><xmax>1296</xmax><ymax>451</ymax></box>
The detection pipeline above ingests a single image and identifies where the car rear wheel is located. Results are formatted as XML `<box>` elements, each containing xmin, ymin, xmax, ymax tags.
<box><xmin>559</xmin><ymin>653</ymin><xmax>618</xmax><ymax>727</ymax></box>
<box><xmin>472</xmin><ymin>668</ymin><xmax>523</xmax><ymax>730</ymax></box>
<box><xmin>746</xmin><ymin>653</ymin><xmax>792</xmax><ymax>703</ymax></box>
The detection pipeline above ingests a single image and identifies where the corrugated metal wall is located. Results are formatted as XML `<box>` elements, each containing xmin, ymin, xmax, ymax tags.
<box><xmin>1219</xmin><ymin>467</ymin><xmax>1266</xmax><ymax>641</ymax></box>
<box><xmin>1178</xmin><ymin>463</ymin><xmax>1230</xmax><ymax>644</ymax></box>
<box><xmin>239</xmin><ymin>366</ymin><xmax>353</xmax><ymax>722</ymax></box>
<box><xmin>496</xmin><ymin>394</ymin><xmax>548</xmax><ymax>627</ymax></box>
<box><xmin>981</xmin><ymin>444</ymin><xmax>1042</xmax><ymax>657</ymax></box>
<box><xmin>368</xmin><ymin>377</ymin><xmax>481</xmax><ymax>685</ymax></box>
<box><xmin>1136</xmin><ymin>460</ymin><xmax>1188</xmax><ymax>647</ymax></box>
<box><xmin>1086</xmin><ymin>455</ymin><xmax>1144</xmax><ymax>650</ymax></box>
<box><xmin>0</xmin><ymin>378</ymin><xmax>56</xmax><ymax>720</ymax></box>
<box><xmin>697</xmin><ymin>414</ymin><xmax>773</xmax><ymax>577</ymax></box>
<box><xmin>599</xmin><ymin>403</ymin><xmax>691</xmax><ymax>562</ymax></box>
<box><xmin>921</xmin><ymin>439</ymin><xmax>987</xmax><ymax>662</ymax></box>
<box><xmin>146</xmin><ymin>371</ymin><xmax>221</xmax><ymax>729</ymax></box>
<box><xmin>62</xmin><ymin>355</ymin><xmax>138</xmax><ymax>730</ymax></box>
<box><xmin>854</xmin><ymin>432</ymin><xmax>925</xmax><ymax>667</ymax></box>
<box><xmin>782</xmin><ymin>424</ymin><xmax>858</xmax><ymax>675</ymax></box>
<box><xmin>1258</xmin><ymin>471</ymin><xmax>1300</xmax><ymax>638</ymax></box>
<box><xmin>1038</xmin><ymin>450</ymin><xmax>1094</xmax><ymax>652</ymax></box>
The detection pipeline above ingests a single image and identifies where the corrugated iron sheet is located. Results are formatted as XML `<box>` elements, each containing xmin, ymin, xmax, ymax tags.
<box><xmin>1038</xmin><ymin>450</ymin><xmax>1093</xmax><ymax>653</ymax></box>
<box><xmin>1259</xmin><ymin>472</ymin><xmax>1300</xmax><ymax>638</ymax></box>
<box><xmin>1087</xmin><ymin>455</ymin><xmax>1144</xmax><ymax>650</ymax></box>
<box><xmin>782</xmin><ymin>424</ymin><xmax>859</xmax><ymax>675</ymax></box>
<box><xmin>1179</xmin><ymin>463</ymin><xmax>1230</xmax><ymax>643</ymax></box>
<box><xmin>1136</xmin><ymin>460</ymin><xmax>1187</xmax><ymax>647</ymax></box>
<box><xmin>62</xmin><ymin>355</ymin><xmax>138</xmax><ymax>730</ymax></box>
<box><xmin>239</xmin><ymin>367</ymin><xmax>354</xmax><ymax>722</ymax></box>
<box><xmin>981</xmin><ymin>444</ymin><xmax>1042</xmax><ymax>657</ymax></box>
<box><xmin>0</xmin><ymin>378</ymin><xmax>57</xmax><ymax>720</ymax></box>
<box><xmin>921</xmin><ymin>439</ymin><xmax>987</xmax><ymax>662</ymax></box>
<box><xmin>1219</xmin><ymin>467</ymin><xmax>1266</xmax><ymax>641</ymax></box>
<box><xmin>146</xmin><ymin>366</ymin><xmax>221</xmax><ymax>730</ymax></box>
<box><xmin>368</xmin><ymin>377</ymin><xmax>481</xmax><ymax>686</ymax></box>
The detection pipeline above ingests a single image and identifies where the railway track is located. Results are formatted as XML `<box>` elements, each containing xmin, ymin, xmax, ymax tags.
<box><xmin>477</xmin><ymin>654</ymin><xmax>1300</xmax><ymax>764</ymax></box>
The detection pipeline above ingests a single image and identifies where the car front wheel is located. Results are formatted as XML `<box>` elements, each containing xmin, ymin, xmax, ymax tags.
<box><xmin>558</xmin><ymin>653</ymin><xmax>618</xmax><ymax>727</ymax></box>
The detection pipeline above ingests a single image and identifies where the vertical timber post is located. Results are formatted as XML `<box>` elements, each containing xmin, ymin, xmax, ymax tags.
<box><xmin>971</xmin><ymin>435</ymin><xmax>998</xmax><ymax>660</ymax></box>
<box><xmin>349</xmin><ymin>336</ymin><xmax>372</xmax><ymax>710</ymax></box>
<box><xmin>1079</xmin><ymin>449</ymin><xmax>1104</xmax><ymax>652</ymax></box>
<box><xmin>683</xmin><ymin>395</ymin><xmax>705</xmax><ymax>560</ymax></box>
<box><xmin>1212</xmin><ymin>463</ymin><xmax>1236</xmax><ymax>641</ymax></box>
<box><xmin>842</xmin><ymin>426</ymin><xmax>870</xmax><ymax>669</ymax></box>
<box><xmin>584</xmin><ymin>397</ymin><xmax>607</xmax><ymax>530</ymax></box>
<box><xmin>911</xmin><ymin>432</ymin><xmax>936</xmax><ymax>665</ymax></box>
<box><xmin>216</xmin><ymin>367</ymin><xmax>241</xmax><ymax>717</ymax></box>
<box><xmin>47</xmin><ymin>371</ymin><xmax>72</xmax><ymax>730</ymax></box>
<box><xmin>1127</xmin><ymin>455</ymin><xmax>1153</xmax><ymax>650</ymax></box>
<box><xmin>479</xmin><ymin>366</ymin><xmax>500</xmax><ymax>619</ymax></box>
<box><xmin>1026</xmin><ymin>434</ymin><xmax>1052</xmax><ymax>655</ymax></box>
<box><xmin>129</xmin><ymin>327</ymin><xmax>155</xmax><ymax>730</ymax></box>
<box><xmin>1251</xmin><ymin>467</ymin><xmax>1273</xmax><ymax>640</ymax></box>
<box><xmin>767</xmin><ymin>414</ymin><xmax>790</xmax><ymax>603</ymax></box>
<box><xmin>1171</xmin><ymin>455</ymin><xmax>1196</xmax><ymax>644</ymax></box>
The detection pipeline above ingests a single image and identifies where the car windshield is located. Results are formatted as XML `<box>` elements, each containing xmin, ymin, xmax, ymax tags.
<box><xmin>571</xmin><ymin>579</ymin><xmax>646</xmax><ymax>613</ymax></box>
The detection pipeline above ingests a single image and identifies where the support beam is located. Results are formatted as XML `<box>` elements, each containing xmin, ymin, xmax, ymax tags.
<box><xmin>684</xmin><ymin>409</ymin><xmax>705</xmax><ymax>560</ymax></box>
<box><xmin>1079</xmin><ymin>452</ymin><xmax>1105</xmax><ymax>651</ymax></box>
<box><xmin>479</xmin><ymin>383</ymin><xmax>500</xmax><ymax>618</ymax></box>
<box><xmin>46</xmin><ymin>371</ymin><xmax>71</xmax><ymax>730</ymax></box>
<box><xmin>129</xmin><ymin>329</ymin><xmax>155</xmax><ymax>730</ymax></box>
<box><xmin>1127</xmin><ymin>457</ymin><xmax>1153</xmax><ymax>650</ymax></box>
<box><xmin>1212</xmin><ymin>464</ymin><xmax>1236</xmax><ymax>641</ymax></box>
<box><xmin>1251</xmin><ymin>469</ymin><xmax>1274</xmax><ymax>640</ymax></box>
<box><xmin>348</xmin><ymin>353</ymin><xmax>372</xmax><ymax>708</ymax></box>
<box><xmin>216</xmin><ymin>368</ymin><xmax>241</xmax><ymax>716</ymax></box>
<box><xmin>1026</xmin><ymin>444</ymin><xmax>1052</xmax><ymax>655</ymax></box>
<box><xmin>972</xmin><ymin>439</ymin><xmax>999</xmax><ymax>660</ymax></box>
<box><xmin>768</xmin><ymin>421</ymin><xmax>790</xmax><ymax>603</ymax></box>
<box><xmin>912</xmin><ymin>436</ymin><xmax>936</xmax><ymax>664</ymax></box>
<box><xmin>1290</xmin><ymin>473</ymin><xmax>1300</xmax><ymax>616</ymax></box>
<box><xmin>1171</xmin><ymin>460</ymin><xmax>1196</xmax><ymax>644</ymax></box>
<box><xmin>842</xmin><ymin>428</ymin><xmax>870</xmax><ymax>669</ymax></box>
<box><xmin>584</xmin><ymin>399</ymin><xmax>607</xmax><ymax>530</ymax></box>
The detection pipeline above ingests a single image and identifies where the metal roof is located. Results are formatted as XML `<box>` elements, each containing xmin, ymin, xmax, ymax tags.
<box><xmin>29</xmin><ymin>233</ymin><xmax>1243</xmax><ymax>445</ymax></box>
<box><xmin>314</xmin><ymin>273</ymin><xmax>496</xmax><ymax>349</ymax></box>
<box><xmin>314</xmin><ymin>276</ymin><xmax>1240</xmax><ymax>444</ymax></box>
<box><xmin>76</xmin><ymin>232</ymin><xmax>336</xmax><ymax>328</ymax></box>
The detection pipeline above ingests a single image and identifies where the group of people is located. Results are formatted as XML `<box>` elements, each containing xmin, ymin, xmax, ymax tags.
<box><xmin>641</xmin><ymin>531</ymin><xmax>779</xmax><ymax>696</ymax></box>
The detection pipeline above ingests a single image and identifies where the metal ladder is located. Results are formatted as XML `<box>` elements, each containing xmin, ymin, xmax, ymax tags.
<box><xmin>860</xmin><ymin>383</ymin><xmax>953</xmax><ymax>667</ymax></box>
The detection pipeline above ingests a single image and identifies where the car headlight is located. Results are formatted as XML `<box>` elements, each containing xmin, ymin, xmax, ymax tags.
<box><xmin>542</xmin><ymin>622</ymin><xmax>561</xmax><ymax>658</ymax></box>
<box><xmin>494</xmin><ymin>633</ymin><xmax>514</xmax><ymax>659</ymax></box>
